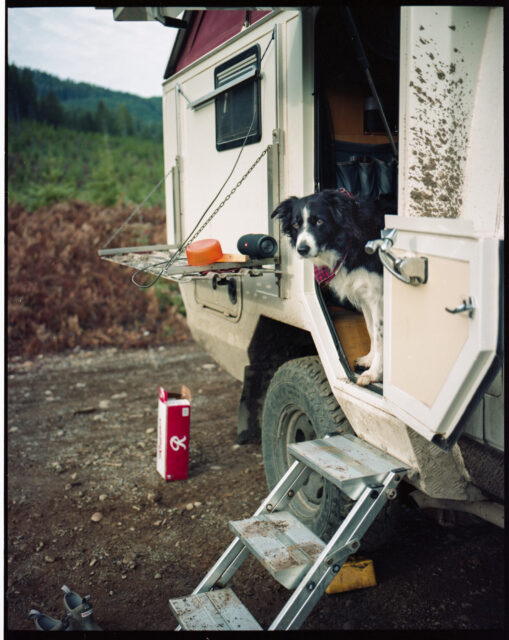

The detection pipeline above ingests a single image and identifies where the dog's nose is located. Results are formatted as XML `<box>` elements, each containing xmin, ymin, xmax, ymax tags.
<box><xmin>297</xmin><ymin>244</ymin><xmax>310</xmax><ymax>256</ymax></box>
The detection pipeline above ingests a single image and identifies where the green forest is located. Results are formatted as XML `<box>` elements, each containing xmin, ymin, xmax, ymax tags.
<box><xmin>7</xmin><ymin>65</ymin><xmax>189</xmax><ymax>358</ymax></box>
<box><xmin>7</xmin><ymin>64</ymin><xmax>166</xmax><ymax>211</ymax></box>
<box><xmin>8</xmin><ymin>64</ymin><xmax>162</xmax><ymax>139</ymax></box>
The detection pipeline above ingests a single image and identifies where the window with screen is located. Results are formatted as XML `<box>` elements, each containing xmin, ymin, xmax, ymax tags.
<box><xmin>215</xmin><ymin>45</ymin><xmax>261</xmax><ymax>151</ymax></box>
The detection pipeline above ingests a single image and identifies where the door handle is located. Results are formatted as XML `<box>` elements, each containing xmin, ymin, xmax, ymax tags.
<box><xmin>445</xmin><ymin>297</ymin><xmax>475</xmax><ymax>319</ymax></box>
<box><xmin>365</xmin><ymin>229</ymin><xmax>428</xmax><ymax>286</ymax></box>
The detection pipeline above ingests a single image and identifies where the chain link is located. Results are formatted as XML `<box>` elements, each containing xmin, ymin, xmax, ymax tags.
<box><xmin>161</xmin><ymin>144</ymin><xmax>271</xmax><ymax>275</ymax></box>
<box><xmin>113</xmin><ymin>30</ymin><xmax>277</xmax><ymax>289</ymax></box>
<box><xmin>183</xmin><ymin>145</ymin><xmax>270</xmax><ymax>249</ymax></box>
<box><xmin>130</xmin><ymin>143</ymin><xmax>272</xmax><ymax>288</ymax></box>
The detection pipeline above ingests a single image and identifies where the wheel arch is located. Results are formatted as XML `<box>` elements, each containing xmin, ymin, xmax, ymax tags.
<box><xmin>237</xmin><ymin>316</ymin><xmax>317</xmax><ymax>443</ymax></box>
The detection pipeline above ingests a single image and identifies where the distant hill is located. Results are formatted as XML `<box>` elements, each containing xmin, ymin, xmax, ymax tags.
<box><xmin>30</xmin><ymin>68</ymin><xmax>163</xmax><ymax>130</ymax></box>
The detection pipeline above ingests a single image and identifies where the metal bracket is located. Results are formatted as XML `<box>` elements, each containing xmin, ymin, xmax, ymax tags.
<box><xmin>149</xmin><ymin>7</ymin><xmax>188</xmax><ymax>29</ymax></box>
<box><xmin>365</xmin><ymin>228</ymin><xmax>428</xmax><ymax>286</ymax></box>
<box><xmin>267</xmin><ymin>129</ymin><xmax>282</xmax><ymax>237</ymax></box>
<box><xmin>212</xmin><ymin>275</ymin><xmax>238</xmax><ymax>305</ymax></box>
<box><xmin>188</xmin><ymin>68</ymin><xmax>258</xmax><ymax>111</ymax></box>
<box><xmin>172</xmin><ymin>156</ymin><xmax>183</xmax><ymax>245</ymax></box>
<box><xmin>325</xmin><ymin>539</ymin><xmax>360</xmax><ymax>568</ymax></box>
<box><xmin>445</xmin><ymin>296</ymin><xmax>475</xmax><ymax>319</ymax></box>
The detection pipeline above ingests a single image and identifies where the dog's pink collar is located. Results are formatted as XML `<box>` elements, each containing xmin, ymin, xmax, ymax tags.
<box><xmin>339</xmin><ymin>187</ymin><xmax>355</xmax><ymax>199</ymax></box>
<box><xmin>314</xmin><ymin>249</ymin><xmax>349</xmax><ymax>285</ymax></box>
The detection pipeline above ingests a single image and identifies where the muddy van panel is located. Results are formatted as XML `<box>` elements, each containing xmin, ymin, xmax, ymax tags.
<box><xmin>399</xmin><ymin>6</ymin><xmax>504</xmax><ymax>236</ymax></box>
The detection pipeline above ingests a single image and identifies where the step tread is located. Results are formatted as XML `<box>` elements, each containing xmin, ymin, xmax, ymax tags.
<box><xmin>229</xmin><ymin>510</ymin><xmax>325</xmax><ymax>589</ymax></box>
<box><xmin>169</xmin><ymin>587</ymin><xmax>262</xmax><ymax>631</ymax></box>
<box><xmin>288</xmin><ymin>434</ymin><xmax>406</xmax><ymax>500</ymax></box>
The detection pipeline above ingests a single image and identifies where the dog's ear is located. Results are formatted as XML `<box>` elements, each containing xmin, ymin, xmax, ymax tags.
<box><xmin>271</xmin><ymin>196</ymin><xmax>298</xmax><ymax>236</ymax></box>
<box><xmin>271</xmin><ymin>196</ymin><xmax>297</xmax><ymax>219</ymax></box>
<box><xmin>324</xmin><ymin>190</ymin><xmax>364</xmax><ymax>240</ymax></box>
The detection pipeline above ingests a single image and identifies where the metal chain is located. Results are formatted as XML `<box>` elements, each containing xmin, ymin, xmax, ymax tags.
<box><xmin>159</xmin><ymin>143</ymin><xmax>271</xmax><ymax>278</ymax></box>
<box><xmin>181</xmin><ymin>144</ymin><xmax>270</xmax><ymax>251</ymax></box>
<box><xmin>130</xmin><ymin>143</ymin><xmax>271</xmax><ymax>287</ymax></box>
<box><xmin>129</xmin><ymin>29</ymin><xmax>276</xmax><ymax>288</ymax></box>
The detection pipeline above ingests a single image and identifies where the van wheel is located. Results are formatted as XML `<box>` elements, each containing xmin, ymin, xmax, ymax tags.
<box><xmin>261</xmin><ymin>356</ymin><xmax>398</xmax><ymax>549</ymax></box>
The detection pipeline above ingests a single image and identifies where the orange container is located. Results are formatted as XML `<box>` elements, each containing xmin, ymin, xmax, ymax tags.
<box><xmin>186</xmin><ymin>239</ymin><xmax>223</xmax><ymax>266</ymax></box>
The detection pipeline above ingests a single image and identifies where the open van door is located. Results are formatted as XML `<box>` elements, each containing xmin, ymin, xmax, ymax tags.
<box><xmin>380</xmin><ymin>217</ymin><xmax>501</xmax><ymax>449</ymax></box>
<box><xmin>379</xmin><ymin>6</ymin><xmax>503</xmax><ymax>449</ymax></box>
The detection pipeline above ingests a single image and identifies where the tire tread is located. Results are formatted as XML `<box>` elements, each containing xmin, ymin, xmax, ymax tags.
<box><xmin>261</xmin><ymin>356</ymin><xmax>400</xmax><ymax>549</ymax></box>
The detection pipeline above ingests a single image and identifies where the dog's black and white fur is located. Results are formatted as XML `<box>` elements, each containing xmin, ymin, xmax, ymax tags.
<box><xmin>272</xmin><ymin>189</ymin><xmax>388</xmax><ymax>386</ymax></box>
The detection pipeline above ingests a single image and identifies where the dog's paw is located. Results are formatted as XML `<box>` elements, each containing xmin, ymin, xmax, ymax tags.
<box><xmin>355</xmin><ymin>354</ymin><xmax>373</xmax><ymax>369</ymax></box>
<box><xmin>356</xmin><ymin>370</ymin><xmax>382</xmax><ymax>386</ymax></box>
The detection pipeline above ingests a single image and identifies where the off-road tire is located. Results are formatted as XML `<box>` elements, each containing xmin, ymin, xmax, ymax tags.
<box><xmin>261</xmin><ymin>356</ymin><xmax>399</xmax><ymax>549</ymax></box>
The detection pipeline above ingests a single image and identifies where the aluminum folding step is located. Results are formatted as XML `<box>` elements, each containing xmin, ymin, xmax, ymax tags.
<box><xmin>169</xmin><ymin>587</ymin><xmax>262</xmax><ymax>631</ymax></box>
<box><xmin>229</xmin><ymin>510</ymin><xmax>325</xmax><ymax>589</ymax></box>
<box><xmin>169</xmin><ymin>434</ymin><xmax>408</xmax><ymax>631</ymax></box>
<box><xmin>288</xmin><ymin>433</ymin><xmax>405</xmax><ymax>499</ymax></box>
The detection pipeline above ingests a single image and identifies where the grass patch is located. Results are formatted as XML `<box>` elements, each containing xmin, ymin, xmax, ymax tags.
<box><xmin>7</xmin><ymin>119</ymin><xmax>165</xmax><ymax>211</ymax></box>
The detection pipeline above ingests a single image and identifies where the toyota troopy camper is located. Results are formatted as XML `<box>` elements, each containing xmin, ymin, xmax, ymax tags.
<box><xmin>102</xmin><ymin>5</ymin><xmax>503</xmax><ymax>629</ymax></box>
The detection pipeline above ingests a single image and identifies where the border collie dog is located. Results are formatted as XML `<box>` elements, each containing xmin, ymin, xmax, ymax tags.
<box><xmin>271</xmin><ymin>188</ymin><xmax>387</xmax><ymax>386</ymax></box>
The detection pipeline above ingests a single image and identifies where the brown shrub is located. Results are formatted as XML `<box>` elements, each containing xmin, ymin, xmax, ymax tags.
<box><xmin>7</xmin><ymin>201</ymin><xmax>190</xmax><ymax>358</ymax></box>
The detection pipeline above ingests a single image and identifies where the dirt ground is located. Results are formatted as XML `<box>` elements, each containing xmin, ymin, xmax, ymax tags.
<box><xmin>5</xmin><ymin>341</ymin><xmax>505</xmax><ymax>632</ymax></box>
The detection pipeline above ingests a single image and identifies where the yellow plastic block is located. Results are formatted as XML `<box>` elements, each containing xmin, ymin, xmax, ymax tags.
<box><xmin>326</xmin><ymin>557</ymin><xmax>376</xmax><ymax>594</ymax></box>
<box><xmin>216</xmin><ymin>253</ymin><xmax>249</xmax><ymax>263</ymax></box>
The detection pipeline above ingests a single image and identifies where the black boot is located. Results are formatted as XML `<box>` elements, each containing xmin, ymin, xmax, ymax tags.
<box><xmin>61</xmin><ymin>584</ymin><xmax>103</xmax><ymax>631</ymax></box>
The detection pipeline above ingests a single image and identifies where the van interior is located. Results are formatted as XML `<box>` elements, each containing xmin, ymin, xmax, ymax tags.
<box><xmin>314</xmin><ymin>5</ymin><xmax>400</xmax><ymax>390</ymax></box>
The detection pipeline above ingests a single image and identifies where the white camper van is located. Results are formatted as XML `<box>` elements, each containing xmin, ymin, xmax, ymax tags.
<box><xmin>102</xmin><ymin>5</ymin><xmax>503</xmax><ymax>628</ymax></box>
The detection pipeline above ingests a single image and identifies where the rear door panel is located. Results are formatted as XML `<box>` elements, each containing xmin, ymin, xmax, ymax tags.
<box><xmin>383</xmin><ymin>216</ymin><xmax>500</xmax><ymax>446</ymax></box>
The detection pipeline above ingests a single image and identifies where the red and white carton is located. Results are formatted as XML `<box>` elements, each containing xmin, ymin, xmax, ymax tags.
<box><xmin>157</xmin><ymin>385</ymin><xmax>191</xmax><ymax>481</ymax></box>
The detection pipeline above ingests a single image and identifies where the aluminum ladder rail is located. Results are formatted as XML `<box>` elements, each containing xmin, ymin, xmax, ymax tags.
<box><xmin>169</xmin><ymin>434</ymin><xmax>408</xmax><ymax>631</ymax></box>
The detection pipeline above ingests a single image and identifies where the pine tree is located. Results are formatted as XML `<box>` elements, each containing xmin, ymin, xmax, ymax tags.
<box><xmin>38</xmin><ymin>90</ymin><xmax>65</xmax><ymax>127</ymax></box>
<box><xmin>118</xmin><ymin>104</ymin><xmax>135</xmax><ymax>137</ymax></box>
<box><xmin>80</xmin><ymin>110</ymin><xmax>97</xmax><ymax>133</ymax></box>
<box><xmin>7</xmin><ymin>64</ymin><xmax>21</xmax><ymax>121</ymax></box>
<box><xmin>18</xmin><ymin>67</ymin><xmax>38</xmax><ymax>120</ymax></box>
<box><xmin>95</xmin><ymin>100</ymin><xmax>109</xmax><ymax>134</ymax></box>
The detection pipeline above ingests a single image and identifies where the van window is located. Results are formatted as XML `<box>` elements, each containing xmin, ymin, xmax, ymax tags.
<box><xmin>215</xmin><ymin>45</ymin><xmax>261</xmax><ymax>151</ymax></box>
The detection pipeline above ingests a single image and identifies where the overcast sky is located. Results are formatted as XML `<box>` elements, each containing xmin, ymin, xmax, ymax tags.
<box><xmin>7</xmin><ymin>6</ymin><xmax>179</xmax><ymax>98</ymax></box>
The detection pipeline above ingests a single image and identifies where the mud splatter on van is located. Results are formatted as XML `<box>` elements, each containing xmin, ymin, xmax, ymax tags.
<box><xmin>406</xmin><ymin>34</ymin><xmax>472</xmax><ymax>218</ymax></box>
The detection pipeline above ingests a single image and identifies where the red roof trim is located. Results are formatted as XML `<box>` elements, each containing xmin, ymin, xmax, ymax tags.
<box><xmin>174</xmin><ymin>9</ymin><xmax>271</xmax><ymax>74</ymax></box>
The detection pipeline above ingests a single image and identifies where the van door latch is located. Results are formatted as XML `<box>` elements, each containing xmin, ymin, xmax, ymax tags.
<box><xmin>365</xmin><ymin>228</ymin><xmax>428</xmax><ymax>286</ymax></box>
<box><xmin>212</xmin><ymin>275</ymin><xmax>238</xmax><ymax>305</ymax></box>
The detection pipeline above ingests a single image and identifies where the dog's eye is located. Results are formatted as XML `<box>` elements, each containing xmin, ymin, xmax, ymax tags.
<box><xmin>316</xmin><ymin>219</ymin><xmax>324</xmax><ymax>226</ymax></box>
<box><xmin>292</xmin><ymin>222</ymin><xmax>300</xmax><ymax>230</ymax></box>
